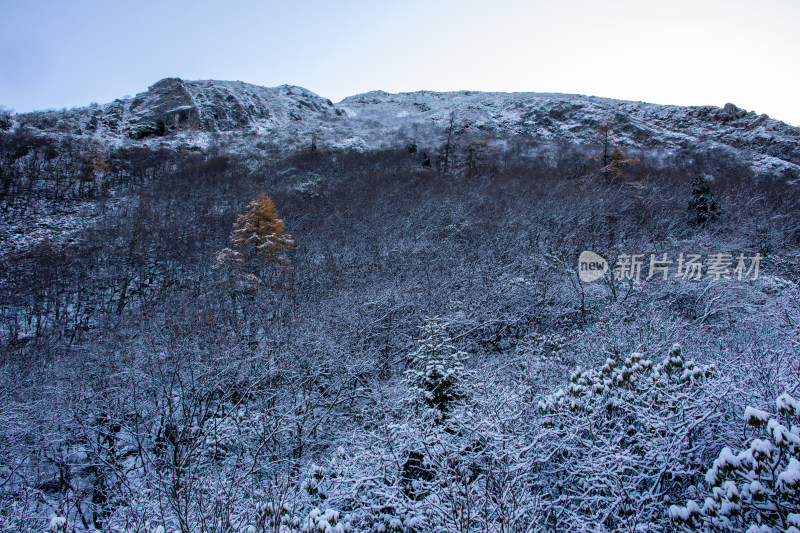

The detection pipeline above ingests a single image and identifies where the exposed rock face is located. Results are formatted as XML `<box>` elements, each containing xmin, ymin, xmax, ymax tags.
<box><xmin>126</xmin><ymin>78</ymin><xmax>200</xmax><ymax>138</ymax></box>
<box><xmin>18</xmin><ymin>77</ymin><xmax>342</xmax><ymax>139</ymax></box>
<box><xmin>130</xmin><ymin>78</ymin><xmax>339</xmax><ymax>136</ymax></box>
<box><xmin>125</xmin><ymin>78</ymin><xmax>200</xmax><ymax>139</ymax></box>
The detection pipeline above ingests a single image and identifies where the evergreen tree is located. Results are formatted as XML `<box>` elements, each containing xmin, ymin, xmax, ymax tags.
<box><xmin>404</xmin><ymin>316</ymin><xmax>469</xmax><ymax>420</ymax></box>
<box><xmin>688</xmin><ymin>176</ymin><xmax>720</xmax><ymax>225</ymax></box>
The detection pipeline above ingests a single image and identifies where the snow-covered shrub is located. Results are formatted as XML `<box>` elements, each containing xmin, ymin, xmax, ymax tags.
<box><xmin>250</xmin><ymin>502</ymin><xmax>350</xmax><ymax>533</ymax></box>
<box><xmin>313</xmin><ymin>369</ymin><xmax>542</xmax><ymax>533</ymax></box>
<box><xmin>48</xmin><ymin>516</ymin><xmax>67</xmax><ymax>532</ymax></box>
<box><xmin>536</xmin><ymin>344</ymin><xmax>727</xmax><ymax>532</ymax></box>
<box><xmin>245</xmin><ymin>464</ymin><xmax>351</xmax><ymax>533</ymax></box>
<box><xmin>302</xmin><ymin>508</ymin><xmax>349</xmax><ymax>533</ymax></box>
<box><xmin>512</xmin><ymin>331</ymin><xmax>572</xmax><ymax>397</ymax></box>
<box><xmin>516</xmin><ymin>332</ymin><xmax>567</xmax><ymax>359</ymax></box>
<box><xmin>253</xmin><ymin>500</ymin><xmax>297</xmax><ymax>532</ymax></box>
<box><xmin>325</xmin><ymin>417</ymin><xmax>540</xmax><ymax>532</ymax></box>
<box><xmin>371</xmin><ymin>503</ymin><xmax>423</xmax><ymax>533</ymax></box>
<box><xmin>312</xmin><ymin>429</ymin><xmax>428</xmax><ymax>532</ymax></box>
<box><xmin>670</xmin><ymin>392</ymin><xmax>800</xmax><ymax>532</ymax></box>
<box><xmin>302</xmin><ymin>464</ymin><xmax>329</xmax><ymax>500</ymax></box>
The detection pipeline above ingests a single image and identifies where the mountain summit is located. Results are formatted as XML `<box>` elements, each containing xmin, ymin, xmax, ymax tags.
<box><xmin>11</xmin><ymin>78</ymin><xmax>800</xmax><ymax>180</ymax></box>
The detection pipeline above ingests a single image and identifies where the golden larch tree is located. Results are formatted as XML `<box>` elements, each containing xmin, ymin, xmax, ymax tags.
<box><xmin>593</xmin><ymin>119</ymin><xmax>638</xmax><ymax>181</ymax></box>
<box><xmin>216</xmin><ymin>194</ymin><xmax>294</xmax><ymax>276</ymax></box>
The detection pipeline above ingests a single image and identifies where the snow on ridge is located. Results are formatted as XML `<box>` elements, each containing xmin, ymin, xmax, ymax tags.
<box><xmin>12</xmin><ymin>79</ymin><xmax>800</xmax><ymax>180</ymax></box>
<box><xmin>336</xmin><ymin>88</ymin><xmax>800</xmax><ymax>178</ymax></box>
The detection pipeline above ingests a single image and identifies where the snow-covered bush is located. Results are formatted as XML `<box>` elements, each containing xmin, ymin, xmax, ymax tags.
<box><xmin>517</xmin><ymin>332</ymin><xmax>567</xmax><ymax>356</ymax></box>
<box><xmin>301</xmin><ymin>508</ymin><xmax>349</xmax><ymax>533</ymax></box>
<box><xmin>304</xmin><ymin>361</ymin><xmax>543</xmax><ymax>532</ymax></box>
<box><xmin>670</xmin><ymin>392</ymin><xmax>800</xmax><ymax>532</ymax></box>
<box><xmin>48</xmin><ymin>516</ymin><xmax>67</xmax><ymax>532</ymax></box>
<box><xmin>323</xmin><ymin>417</ymin><xmax>541</xmax><ymax>532</ymax></box>
<box><xmin>536</xmin><ymin>344</ymin><xmax>728</xmax><ymax>532</ymax></box>
<box><xmin>250</xmin><ymin>502</ymin><xmax>350</xmax><ymax>533</ymax></box>
<box><xmin>512</xmin><ymin>331</ymin><xmax>572</xmax><ymax>397</ymax></box>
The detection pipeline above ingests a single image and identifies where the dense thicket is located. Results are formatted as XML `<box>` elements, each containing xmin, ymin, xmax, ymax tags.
<box><xmin>1</xmin><ymin>128</ymin><xmax>799</xmax><ymax>532</ymax></box>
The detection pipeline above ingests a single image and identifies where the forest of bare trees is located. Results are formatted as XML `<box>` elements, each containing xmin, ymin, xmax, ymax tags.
<box><xmin>1</xmin><ymin>125</ymin><xmax>799</xmax><ymax>532</ymax></box>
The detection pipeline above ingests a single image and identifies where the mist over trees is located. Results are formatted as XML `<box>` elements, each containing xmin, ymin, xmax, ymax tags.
<box><xmin>1</xmin><ymin>122</ymin><xmax>799</xmax><ymax>532</ymax></box>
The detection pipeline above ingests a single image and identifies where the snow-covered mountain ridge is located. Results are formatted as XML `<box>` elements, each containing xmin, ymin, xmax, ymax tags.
<box><xmin>11</xmin><ymin>77</ymin><xmax>800</xmax><ymax>180</ymax></box>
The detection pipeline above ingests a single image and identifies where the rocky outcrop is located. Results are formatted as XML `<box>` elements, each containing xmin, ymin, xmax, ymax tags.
<box><xmin>119</xmin><ymin>78</ymin><xmax>340</xmax><ymax>138</ymax></box>
<box><xmin>125</xmin><ymin>78</ymin><xmax>200</xmax><ymax>138</ymax></box>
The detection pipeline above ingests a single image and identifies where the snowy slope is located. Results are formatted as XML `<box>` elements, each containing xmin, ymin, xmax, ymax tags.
<box><xmin>338</xmin><ymin>90</ymin><xmax>800</xmax><ymax>178</ymax></box>
<box><xmin>12</xmin><ymin>78</ymin><xmax>800</xmax><ymax>180</ymax></box>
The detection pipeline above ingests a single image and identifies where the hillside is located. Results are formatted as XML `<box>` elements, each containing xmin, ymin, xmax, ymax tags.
<box><xmin>1</xmin><ymin>79</ymin><xmax>799</xmax><ymax>533</ymax></box>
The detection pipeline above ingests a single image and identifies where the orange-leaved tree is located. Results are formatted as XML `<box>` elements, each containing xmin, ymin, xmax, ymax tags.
<box><xmin>593</xmin><ymin>119</ymin><xmax>637</xmax><ymax>181</ymax></box>
<box><xmin>216</xmin><ymin>194</ymin><xmax>294</xmax><ymax>278</ymax></box>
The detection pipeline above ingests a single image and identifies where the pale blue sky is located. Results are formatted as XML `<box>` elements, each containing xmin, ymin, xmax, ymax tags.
<box><xmin>2</xmin><ymin>0</ymin><xmax>798</xmax><ymax>125</ymax></box>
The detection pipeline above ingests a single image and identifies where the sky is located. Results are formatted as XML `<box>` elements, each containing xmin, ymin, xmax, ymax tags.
<box><xmin>1</xmin><ymin>0</ymin><xmax>799</xmax><ymax>126</ymax></box>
